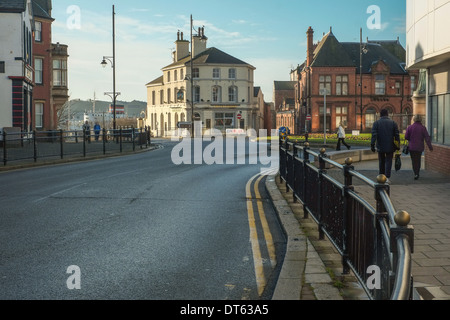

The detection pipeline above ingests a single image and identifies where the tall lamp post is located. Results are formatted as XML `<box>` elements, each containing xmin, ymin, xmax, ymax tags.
<box><xmin>359</xmin><ymin>28</ymin><xmax>368</xmax><ymax>133</ymax></box>
<box><xmin>101</xmin><ymin>5</ymin><xmax>119</xmax><ymax>131</ymax></box>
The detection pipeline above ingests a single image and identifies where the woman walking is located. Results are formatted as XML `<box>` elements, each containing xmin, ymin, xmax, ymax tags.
<box><xmin>405</xmin><ymin>115</ymin><xmax>434</xmax><ymax>180</ymax></box>
<box><xmin>336</xmin><ymin>123</ymin><xmax>351</xmax><ymax>151</ymax></box>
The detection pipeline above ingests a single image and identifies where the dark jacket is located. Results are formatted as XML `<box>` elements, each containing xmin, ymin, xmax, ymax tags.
<box><xmin>371</xmin><ymin>116</ymin><xmax>400</xmax><ymax>153</ymax></box>
<box><xmin>405</xmin><ymin>122</ymin><xmax>433</xmax><ymax>153</ymax></box>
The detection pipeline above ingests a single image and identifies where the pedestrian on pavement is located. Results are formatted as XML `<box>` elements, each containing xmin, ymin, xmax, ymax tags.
<box><xmin>336</xmin><ymin>123</ymin><xmax>351</xmax><ymax>151</ymax></box>
<box><xmin>94</xmin><ymin>122</ymin><xmax>101</xmax><ymax>142</ymax></box>
<box><xmin>371</xmin><ymin>109</ymin><xmax>400</xmax><ymax>183</ymax></box>
<box><xmin>405</xmin><ymin>114</ymin><xmax>433</xmax><ymax>180</ymax></box>
<box><xmin>83</xmin><ymin>121</ymin><xmax>91</xmax><ymax>143</ymax></box>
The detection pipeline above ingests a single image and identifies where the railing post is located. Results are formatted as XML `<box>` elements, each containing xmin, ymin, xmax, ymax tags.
<box><xmin>103</xmin><ymin>128</ymin><xmax>106</xmax><ymax>155</ymax></box>
<box><xmin>132</xmin><ymin>126</ymin><xmax>136</xmax><ymax>152</ymax></box>
<box><xmin>33</xmin><ymin>130</ymin><xmax>37</xmax><ymax>163</ymax></box>
<box><xmin>374</xmin><ymin>174</ymin><xmax>390</xmax><ymax>300</ymax></box>
<box><xmin>317</xmin><ymin>148</ymin><xmax>327</xmax><ymax>240</ymax></box>
<box><xmin>83</xmin><ymin>129</ymin><xmax>86</xmax><ymax>157</ymax></box>
<box><xmin>342</xmin><ymin>157</ymin><xmax>355</xmax><ymax>275</ymax></box>
<box><xmin>390</xmin><ymin>210</ymin><xmax>414</xmax><ymax>300</ymax></box>
<box><xmin>119</xmin><ymin>128</ymin><xmax>123</xmax><ymax>153</ymax></box>
<box><xmin>302</xmin><ymin>142</ymin><xmax>310</xmax><ymax>219</ymax></box>
<box><xmin>3</xmin><ymin>131</ymin><xmax>7</xmax><ymax>166</ymax></box>
<box><xmin>60</xmin><ymin>129</ymin><xmax>64</xmax><ymax>159</ymax></box>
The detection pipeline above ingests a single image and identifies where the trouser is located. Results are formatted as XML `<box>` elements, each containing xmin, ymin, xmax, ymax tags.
<box><xmin>336</xmin><ymin>138</ymin><xmax>350</xmax><ymax>150</ymax></box>
<box><xmin>410</xmin><ymin>151</ymin><xmax>422</xmax><ymax>176</ymax></box>
<box><xmin>378</xmin><ymin>152</ymin><xmax>394</xmax><ymax>178</ymax></box>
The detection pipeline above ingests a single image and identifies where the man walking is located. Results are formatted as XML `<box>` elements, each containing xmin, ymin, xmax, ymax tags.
<box><xmin>371</xmin><ymin>109</ymin><xmax>400</xmax><ymax>183</ymax></box>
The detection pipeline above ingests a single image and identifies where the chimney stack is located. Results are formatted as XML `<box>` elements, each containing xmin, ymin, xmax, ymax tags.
<box><xmin>307</xmin><ymin>27</ymin><xmax>314</xmax><ymax>67</ymax></box>
<box><xmin>174</xmin><ymin>31</ymin><xmax>189</xmax><ymax>62</ymax></box>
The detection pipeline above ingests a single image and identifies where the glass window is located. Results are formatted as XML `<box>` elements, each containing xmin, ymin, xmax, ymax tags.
<box><xmin>35</xmin><ymin>58</ymin><xmax>43</xmax><ymax>84</ymax></box>
<box><xmin>53</xmin><ymin>59</ymin><xmax>67</xmax><ymax>86</ymax></box>
<box><xmin>194</xmin><ymin>86</ymin><xmax>200</xmax><ymax>103</ymax></box>
<box><xmin>174</xmin><ymin>70</ymin><xmax>178</xmax><ymax>81</ymax></box>
<box><xmin>319</xmin><ymin>75</ymin><xmax>331</xmax><ymax>95</ymax></box>
<box><xmin>213</xmin><ymin>68</ymin><xmax>220</xmax><ymax>79</ymax></box>
<box><xmin>445</xmin><ymin>94</ymin><xmax>450</xmax><ymax>145</ymax></box>
<box><xmin>212</xmin><ymin>86</ymin><xmax>222</xmax><ymax>103</ymax></box>
<box><xmin>0</xmin><ymin>61</ymin><xmax>4</xmax><ymax>73</ymax></box>
<box><xmin>215</xmin><ymin>112</ymin><xmax>234</xmax><ymax>130</ymax></box>
<box><xmin>228</xmin><ymin>86</ymin><xmax>237</xmax><ymax>102</ymax></box>
<box><xmin>365</xmin><ymin>107</ymin><xmax>377</xmax><ymax>128</ymax></box>
<box><xmin>167</xmin><ymin>71</ymin><xmax>171</xmax><ymax>82</ymax></box>
<box><xmin>336</xmin><ymin>106</ymin><xmax>348</xmax><ymax>128</ymax></box>
<box><xmin>395</xmin><ymin>82</ymin><xmax>401</xmax><ymax>95</ymax></box>
<box><xmin>35</xmin><ymin>103</ymin><xmax>43</xmax><ymax>128</ymax></box>
<box><xmin>375</xmin><ymin>74</ymin><xmax>386</xmax><ymax>95</ymax></box>
<box><xmin>229</xmin><ymin>68</ymin><xmax>236</xmax><ymax>79</ymax></box>
<box><xmin>336</xmin><ymin>75</ymin><xmax>348</xmax><ymax>96</ymax></box>
<box><xmin>193</xmin><ymin>68</ymin><xmax>199</xmax><ymax>78</ymax></box>
<box><xmin>35</xmin><ymin>21</ymin><xmax>42</xmax><ymax>42</ymax></box>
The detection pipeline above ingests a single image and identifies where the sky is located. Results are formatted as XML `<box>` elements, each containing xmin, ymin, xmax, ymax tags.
<box><xmin>51</xmin><ymin>0</ymin><xmax>407</xmax><ymax>103</ymax></box>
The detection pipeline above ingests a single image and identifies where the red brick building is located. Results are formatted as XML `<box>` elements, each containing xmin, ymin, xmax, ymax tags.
<box><xmin>32</xmin><ymin>0</ymin><xmax>69</xmax><ymax>130</ymax></box>
<box><xmin>274</xmin><ymin>81</ymin><xmax>296</xmax><ymax>131</ymax></box>
<box><xmin>295</xmin><ymin>27</ymin><xmax>419</xmax><ymax>135</ymax></box>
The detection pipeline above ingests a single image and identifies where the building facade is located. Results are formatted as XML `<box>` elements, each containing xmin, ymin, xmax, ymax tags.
<box><xmin>0</xmin><ymin>0</ymin><xmax>68</xmax><ymax>137</ymax></box>
<box><xmin>146</xmin><ymin>30</ymin><xmax>259</xmax><ymax>137</ymax></box>
<box><xmin>32</xmin><ymin>0</ymin><xmax>69</xmax><ymax>131</ymax></box>
<box><xmin>0</xmin><ymin>0</ymin><xmax>35</xmax><ymax>135</ymax></box>
<box><xmin>407</xmin><ymin>0</ymin><xmax>450</xmax><ymax>175</ymax></box>
<box><xmin>295</xmin><ymin>27</ymin><xmax>418</xmax><ymax>135</ymax></box>
<box><xmin>273</xmin><ymin>81</ymin><xmax>296</xmax><ymax>132</ymax></box>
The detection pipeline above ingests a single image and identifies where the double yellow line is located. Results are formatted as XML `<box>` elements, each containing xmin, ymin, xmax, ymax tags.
<box><xmin>245</xmin><ymin>172</ymin><xmax>277</xmax><ymax>297</ymax></box>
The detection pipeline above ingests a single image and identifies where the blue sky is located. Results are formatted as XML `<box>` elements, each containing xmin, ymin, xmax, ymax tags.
<box><xmin>51</xmin><ymin>0</ymin><xmax>407</xmax><ymax>102</ymax></box>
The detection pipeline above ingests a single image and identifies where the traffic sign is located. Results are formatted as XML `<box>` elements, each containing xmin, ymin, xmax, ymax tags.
<box><xmin>306</xmin><ymin>115</ymin><xmax>312</xmax><ymax>121</ymax></box>
<box><xmin>237</xmin><ymin>114</ymin><xmax>242</xmax><ymax>120</ymax></box>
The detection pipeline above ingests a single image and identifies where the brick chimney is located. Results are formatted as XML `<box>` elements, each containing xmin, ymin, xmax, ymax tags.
<box><xmin>307</xmin><ymin>27</ymin><xmax>314</xmax><ymax>67</ymax></box>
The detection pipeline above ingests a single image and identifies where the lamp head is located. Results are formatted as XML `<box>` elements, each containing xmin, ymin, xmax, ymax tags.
<box><xmin>101</xmin><ymin>59</ymin><xmax>108</xmax><ymax>68</ymax></box>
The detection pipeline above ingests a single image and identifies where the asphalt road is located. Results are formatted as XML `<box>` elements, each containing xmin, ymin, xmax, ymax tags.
<box><xmin>0</xmin><ymin>138</ymin><xmax>285</xmax><ymax>300</ymax></box>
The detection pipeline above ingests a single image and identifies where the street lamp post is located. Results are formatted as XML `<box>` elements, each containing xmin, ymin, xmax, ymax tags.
<box><xmin>101</xmin><ymin>5</ymin><xmax>118</xmax><ymax>131</ymax></box>
<box><xmin>359</xmin><ymin>28</ymin><xmax>368</xmax><ymax>133</ymax></box>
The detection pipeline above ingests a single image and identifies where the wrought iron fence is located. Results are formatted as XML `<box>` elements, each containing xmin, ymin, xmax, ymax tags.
<box><xmin>0</xmin><ymin>127</ymin><xmax>152</xmax><ymax>166</ymax></box>
<box><xmin>279</xmin><ymin>138</ymin><xmax>414</xmax><ymax>300</ymax></box>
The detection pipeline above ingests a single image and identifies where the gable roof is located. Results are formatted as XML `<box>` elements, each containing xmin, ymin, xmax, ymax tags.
<box><xmin>302</xmin><ymin>28</ymin><xmax>408</xmax><ymax>75</ymax></box>
<box><xmin>274</xmin><ymin>81</ymin><xmax>296</xmax><ymax>91</ymax></box>
<box><xmin>32</xmin><ymin>0</ymin><xmax>52</xmax><ymax>20</ymax></box>
<box><xmin>163</xmin><ymin>47</ymin><xmax>254</xmax><ymax>70</ymax></box>
<box><xmin>341</xmin><ymin>42</ymin><xmax>407</xmax><ymax>75</ymax></box>
<box><xmin>146</xmin><ymin>75</ymin><xmax>164</xmax><ymax>87</ymax></box>
<box><xmin>311</xmin><ymin>31</ymin><xmax>355</xmax><ymax>68</ymax></box>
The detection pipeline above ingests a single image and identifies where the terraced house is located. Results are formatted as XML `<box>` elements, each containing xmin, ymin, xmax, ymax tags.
<box><xmin>146</xmin><ymin>28</ymin><xmax>261</xmax><ymax>137</ymax></box>
<box><xmin>294</xmin><ymin>27</ymin><xmax>419</xmax><ymax>135</ymax></box>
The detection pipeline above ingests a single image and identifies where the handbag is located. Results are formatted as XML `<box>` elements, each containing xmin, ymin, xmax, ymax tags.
<box><xmin>395</xmin><ymin>153</ymin><xmax>402</xmax><ymax>172</ymax></box>
<box><xmin>402</xmin><ymin>144</ymin><xmax>409</xmax><ymax>155</ymax></box>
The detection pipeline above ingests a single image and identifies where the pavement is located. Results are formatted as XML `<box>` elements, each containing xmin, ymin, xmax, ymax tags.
<box><xmin>267</xmin><ymin>147</ymin><xmax>450</xmax><ymax>300</ymax></box>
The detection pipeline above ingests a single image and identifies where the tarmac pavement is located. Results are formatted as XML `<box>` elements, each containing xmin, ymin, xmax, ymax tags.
<box><xmin>267</xmin><ymin>148</ymin><xmax>450</xmax><ymax>300</ymax></box>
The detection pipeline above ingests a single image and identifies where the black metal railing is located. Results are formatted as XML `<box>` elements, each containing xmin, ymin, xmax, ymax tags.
<box><xmin>279</xmin><ymin>138</ymin><xmax>414</xmax><ymax>300</ymax></box>
<box><xmin>1</xmin><ymin>126</ymin><xmax>152</xmax><ymax>166</ymax></box>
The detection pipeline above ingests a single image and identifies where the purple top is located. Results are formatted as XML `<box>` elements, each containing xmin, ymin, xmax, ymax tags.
<box><xmin>405</xmin><ymin>122</ymin><xmax>433</xmax><ymax>153</ymax></box>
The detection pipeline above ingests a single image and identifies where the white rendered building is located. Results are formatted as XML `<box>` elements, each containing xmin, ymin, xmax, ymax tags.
<box><xmin>146</xmin><ymin>29</ymin><xmax>258</xmax><ymax>137</ymax></box>
<box><xmin>0</xmin><ymin>0</ymin><xmax>35</xmax><ymax>136</ymax></box>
